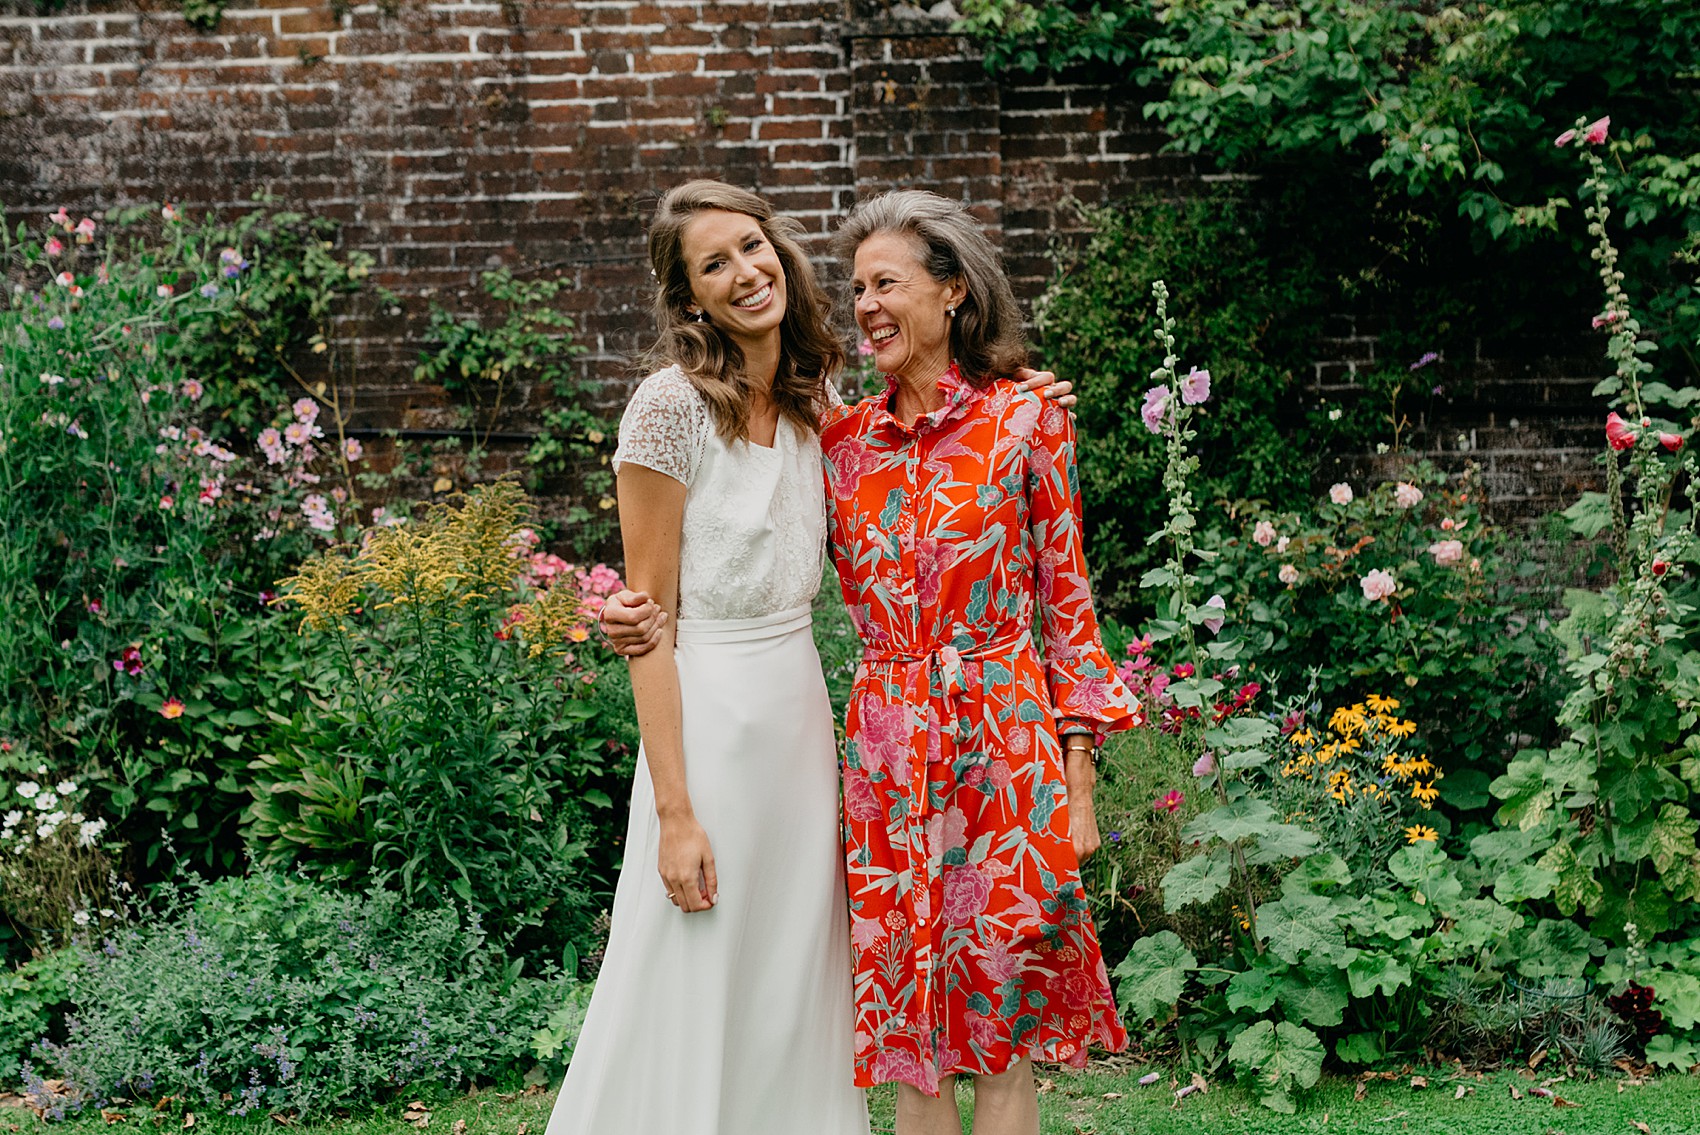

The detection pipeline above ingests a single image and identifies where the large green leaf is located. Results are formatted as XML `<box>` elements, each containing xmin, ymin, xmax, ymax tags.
<box><xmin>1161</xmin><ymin>851</ymin><xmax>1234</xmax><ymax>912</ymax></box>
<box><xmin>1537</xmin><ymin>839</ymin><xmax>1603</xmax><ymax>916</ymax></box>
<box><xmin>1181</xmin><ymin>796</ymin><xmax>1281</xmax><ymax>843</ymax></box>
<box><xmin>1112</xmin><ymin>931</ymin><xmax>1197</xmax><ymax>1026</ymax></box>
<box><xmin>1258</xmin><ymin>893</ymin><xmax>1346</xmax><ymax>964</ymax></box>
<box><xmin>1274</xmin><ymin>964</ymin><xmax>1349</xmax><ymax>1027</ymax></box>
<box><xmin>1345</xmin><ymin>950</ymin><xmax>1412</xmax><ymax>998</ymax></box>
<box><xmin>1650</xmin><ymin>804</ymin><xmax>1700</xmax><ymax>875</ymax></box>
<box><xmin>1227</xmin><ymin>1019</ymin><xmax>1325</xmax><ymax>1114</ymax></box>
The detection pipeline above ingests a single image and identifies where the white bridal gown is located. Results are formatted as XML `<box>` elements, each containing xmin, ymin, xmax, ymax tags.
<box><xmin>545</xmin><ymin>367</ymin><xmax>869</xmax><ymax>1135</ymax></box>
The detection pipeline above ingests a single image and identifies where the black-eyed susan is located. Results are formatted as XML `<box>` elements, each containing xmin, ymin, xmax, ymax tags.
<box><xmin>1329</xmin><ymin>704</ymin><xmax>1367</xmax><ymax>736</ymax></box>
<box><xmin>1404</xmin><ymin>824</ymin><xmax>1439</xmax><ymax>844</ymax></box>
<box><xmin>1386</xmin><ymin>718</ymin><xmax>1417</xmax><ymax>738</ymax></box>
<box><xmin>1411</xmin><ymin>781</ymin><xmax>1440</xmax><ymax>808</ymax></box>
<box><xmin>1327</xmin><ymin>768</ymin><xmax>1355</xmax><ymax>802</ymax></box>
<box><xmin>1365</xmin><ymin>694</ymin><xmax>1401</xmax><ymax>714</ymax></box>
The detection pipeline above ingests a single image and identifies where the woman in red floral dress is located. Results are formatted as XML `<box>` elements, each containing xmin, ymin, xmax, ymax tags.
<box><xmin>822</xmin><ymin>191</ymin><xmax>1140</xmax><ymax>1134</ymax></box>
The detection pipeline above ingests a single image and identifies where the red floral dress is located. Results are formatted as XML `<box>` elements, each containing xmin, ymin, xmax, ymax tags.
<box><xmin>820</xmin><ymin>365</ymin><xmax>1141</xmax><ymax>1094</ymax></box>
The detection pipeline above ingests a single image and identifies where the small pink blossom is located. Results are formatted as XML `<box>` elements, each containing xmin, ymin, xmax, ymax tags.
<box><xmin>159</xmin><ymin>697</ymin><xmax>185</xmax><ymax>719</ymax></box>
<box><xmin>75</xmin><ymin>218</ymin><xmax>96</xmax><ymax>240</ymax></box>
<box><xmin>1192</xmin><ymin>751</ymin><xmax>1217</xmax><ymax>778</ymax></box>
<box><xmin>1428</xmin><ymin>539</ymin><xmax>1465</xmax><ymax>566</ymax></box>
<box><xmin>292</xmin><ymin>397</ymin><xmax>320</xmax><ymax>424</ymax></box>
<box><xmin>1592</xmin><ymin>310</ymin><xmax>1624</xmax><ymax>329</ymax></box>
<box><xmin>48</xmin><ymin>207</ymin><xmax>70</xmax><ymax>228</ymax></box>
<box><xmin>1154</xmin><ymin>790</ymin><xmax>1184</xmax><ymax>814</ymax></box>
<box><xmin>1278</xmin><ymin>563</ymin><xmax>1300</xmax><ymax>586</ymax></box>
<box><xmin>343</xmin><ymin>437</ymin><xmax>364</xmax><ymax>461</ymax></box>
<box><xmin>1275</xmin><ymin>535</ymin><xmax>1290</xmax><ymax>554</ymax></box>
<box><xmin>180</xmin><ymin>378</ymin><xmax>203</xmax><ymax>401</ymax></box>
<box><xmin>1360</xmin><ymin>568</ymin><xmax>1397</xmax><ymax>602</ymax></box>
<box><xmin>1201</xmin><ymin>594</ymin><xmax>1226</xmax><ymax>635</ymax></box>
<box><xmin>1606</xmin><ymin>411</ymin><xmax>1638</xmax><ymax>452</ymax></box>
<box><xmin>1393</xmin><ymin>482</ymin><xmax>1424</xmax><ymax>510</ymax></box>
<box><xmin>44</xmin><ymin>237</ymin><xmax>63</xmax><ymax>257</ymax></box>
<box><xmin>1140</xmin><ymin>385</ymin><xmax>1170</xmax><ymax>434</ymax></box>
<box><xmin>156</xmin><ymin>284</ymin><xmax>173</xmax><ymax>299</ymax></box>
<box><xmin>54</xmin><ymin>271</ymin><xmax>74</xmax><ymax>288</ymax></box>
<box><xmin>158</xmin><ymin>495</ymin><xmax>174</xmax><ymax>510</ymax></box>
<box><xmin>1252</xmin><ymin>520</ymin><xmax>1277</xmax><ymax>547</ymax></box>
<box><xmin>1554</xmin><ymin>127</ymin><xmax>1578</xmax><ymax>148</ymax></box>
<box><xmin>1583</xmin><ymin>115</ymin><xmax>1610</xmax><ymax>145</ymax></box>
<box><xmin>1179</xmin><ymin>366</ymin><xmax>1211</xmax><ymax>406</ymax></box>
<box><xmin>857</xmin><ymin>337</ymin><xmax>875</xmax><ymax>357</ymax></box>
<box><xmin>1329</xmin><ymin>482</ymin><xmax>1354</xmax><ymax>506</ymax></box>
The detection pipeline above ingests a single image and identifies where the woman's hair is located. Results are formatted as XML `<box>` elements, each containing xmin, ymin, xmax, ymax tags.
<box><xmin>641</xmin><ymin>180</ymin><xmax>843</xmax><ymax>440</ymax></box>
<box><xmin>831</xmin><ymin>189</ymin><xmax>1029</xmax><ymax>386</ymax></box>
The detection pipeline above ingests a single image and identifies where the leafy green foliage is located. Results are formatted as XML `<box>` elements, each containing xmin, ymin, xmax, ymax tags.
<box><xmin>0</xmin><ymin>947</ymin><xmax>77</xmax><ymax>1083</ymax></box>
<box><xmin>31</xmin><ymin>874</ymin><xmax>582</xmax><ymax>1117</ymax></box>
<box><xmin>1036</xmin><ymin>190</ymin><xmax>1327</xmax><ymax>612</ymax></box>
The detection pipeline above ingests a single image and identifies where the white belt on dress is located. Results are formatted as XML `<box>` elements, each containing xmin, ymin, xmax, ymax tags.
<box><xmin>673</xmin><ymin>604</ymin><xmax>814</xmax><ymax>645</ymax></box>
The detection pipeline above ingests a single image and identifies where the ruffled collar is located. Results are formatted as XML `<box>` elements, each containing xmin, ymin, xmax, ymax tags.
<box><xmin>873</xmin><ymin>362</ymin><xmax>980</xmax><ymax>437</ymax></box>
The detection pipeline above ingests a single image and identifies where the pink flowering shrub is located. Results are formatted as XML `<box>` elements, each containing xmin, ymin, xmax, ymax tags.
<box><xmin>1191</xmin><ymin>463</ymin><xmax>1563</xmax><ymax>773</ymax></box>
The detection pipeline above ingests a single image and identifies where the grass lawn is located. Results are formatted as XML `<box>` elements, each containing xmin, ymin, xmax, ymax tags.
<box><xmin>15</xmin><ymin>1064</ymin><xmax>1700</xmax><ymax>1135</ymax></box>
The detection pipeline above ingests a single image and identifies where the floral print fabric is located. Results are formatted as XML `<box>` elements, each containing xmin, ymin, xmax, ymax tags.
<box><xmin>820</xmin><ymin>365</ymin><xmax>1141</xmax><ymax>1094</ymax></box>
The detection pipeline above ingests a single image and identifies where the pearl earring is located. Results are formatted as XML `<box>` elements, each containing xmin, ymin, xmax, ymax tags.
<box><xmin>946</xmin><ymin>307</ymin><xmax>956</xmax><ymax>317</ymax></box>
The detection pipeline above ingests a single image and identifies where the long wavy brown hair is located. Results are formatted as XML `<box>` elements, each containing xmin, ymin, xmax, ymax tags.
<box><xmin>640</xmin><ymin>181</ymin><xmax>844</xmax><ymax>441</ymax></box>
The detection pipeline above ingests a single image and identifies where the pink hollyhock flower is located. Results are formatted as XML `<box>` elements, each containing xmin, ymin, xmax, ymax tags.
<box><xmin>1140</xmin><ymin>385</ymin><xmax>1170</xmax><ymax>434</ymax></box>
<box><xmin>1201</xmin><ymin>594</ymin><xmax>1226</xmax><ymax>635</ymax></box>
<box><xmin>1393</xmin><ymin>482</ymin><xmax>1424</xmax><ymax>509</ymax></box>
<box><xmin>1329</xmin><ymin>482</ymin><xmax>1354</xmax><ymax>505</ymax></box>
<box><xmin>159</xmin><ymin>697</ymin><xmax>185</xmax><ymax>719</ymax></box>
<box><xmin>1660</xmin><ymin>433</ymin><xmax>1684</xmax><ymax>453</ymax></box>
<box><xmin>1179</xmin><ymin>366</ymin><xmax>1211</xmax><ymax>405</ymax></box>
<box><xmin>1360</xmin><ymin>568</ymin><xmax>1397</xmax><ymax>602</ymax></box>
<box><xmin>1428</xmin><ymin>539</ymin><xmax>1465</xmax><ymax>566</ymax></box>
<box><xmin>1154</xmin><ymin>790</ymin><xmax>1184</xmax><ymax>814</ymax></box>
<box><xmin>1192</xmin><ymin>751</ymin><xmax>1217</xmax><ymax>778</ymax></box>
<box><xmin>44</xmin><ymin>237</ymin><xmax>63</xmax><ymax>257</ymax></box>
<box><xmin>343</xmin><ymin>437</ymin><xmax>364</xmax><ymax>461</ymax></box>
<box><xmin>1252</xmin><ymin>520</ymin><xmax>1277</xmax><ymax>547</ymax></box>
<box><xmin>1592</xmin><ymin>310</ymin><xmax>1623</xmax><ymax>329</ymax></box>
<box><xmin>1278</xmin><ymin>563</ymin><xmax>1300</xmax><ymax>586</ymax></box>
<box><xmin>1606</xmin><ymin>411</ymin><xmax>1638</xmax><ymax>452</ymax></box>
<box><xmin>1583</xmin><ymin>116</ymin><xmax>1610</xmax><ymax>145</ymax></box>
<box><xmin>1554</xmin><ymin>128</ymin><xmax>1578</xmax><ymax>148</ymax></box>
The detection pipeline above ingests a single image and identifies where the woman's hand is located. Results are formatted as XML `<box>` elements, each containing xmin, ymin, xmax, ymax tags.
<box><xmin>1064</xmin><ymin>749</ymin><xmax>1102</xmax><ymax>864</ymax></box>
<box><xmin>601</xmin><ymin>589</ymin><xmax>666</xmax><ymax>657</ymax></box>
<box><xmin>658</xmin><ymin>815</ymin><xmax>719</xmax><ymax>913</ymax></box>
<box><xmin>1014</xmin><ymin>366</ymin><xmax>1076</xmax><ymax>408</ymax></box>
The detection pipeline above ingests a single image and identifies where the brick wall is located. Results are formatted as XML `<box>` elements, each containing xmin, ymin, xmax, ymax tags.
<box><xmin>0</xmin><ymin>1</ymin><xmax>1604</xmax><ymax>523</ymax></box>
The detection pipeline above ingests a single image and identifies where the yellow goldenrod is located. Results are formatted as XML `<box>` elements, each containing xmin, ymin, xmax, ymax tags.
<box><xmin>277</xmin><ymin>551</ymin><xmax>362</xmax><ymax>633</ymax></box>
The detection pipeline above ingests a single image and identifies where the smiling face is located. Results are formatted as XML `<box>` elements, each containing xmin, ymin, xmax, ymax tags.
<box><xmin>851</xmin><ymin>230</ymin><xmax>966</xmax><ymax>387</ymax></box>
<box><xmin>678</xmin><ymin>208</ymin><xmax>788</xmax><ymax>350</ymax></box>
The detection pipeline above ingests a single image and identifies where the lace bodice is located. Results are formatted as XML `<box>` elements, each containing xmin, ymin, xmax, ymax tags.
<box><xmin>613</xmin><ymin>367</ymin><xmax>825</xmax><ymax>620</ymax></box>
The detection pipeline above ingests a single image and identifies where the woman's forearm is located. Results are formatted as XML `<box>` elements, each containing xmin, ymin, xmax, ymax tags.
<box><xmin>628</xmin><ymin>643</ymin><xmax>693</xmax><ymax>820</ymax></box>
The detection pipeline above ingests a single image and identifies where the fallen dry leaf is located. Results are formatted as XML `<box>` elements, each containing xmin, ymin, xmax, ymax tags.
<box><xmin>1454</xmin><ymin>1084</ymin><xmax>1473</xmax><ymax>1100</ymax></box>
<box><xmin>1510</xmin><ymin>1085</ymin><xmax>1525</xmax><ymax>1100</ymax></box>
<box><xmin>516</xmin><ymin>1126</ymin><xmax>528</xmax><ymax>1135</ymax></box>
<box><xmin>1354</xmin><ymin>1082</ymin><xmax>1367</xmax><ymax>1102</ymax></box>
<box><xmin>182</xmin><ymin>1115</ymin><xmax>194</xmax><ymax>1130</ymax></box>
<box><xmin>100</xmin><ymin>1111</ymin><xmax>127</xmax><ymax>1125</ymax></box>
<box><xmin>1630</xmin><ymin>1122</ymin><xmax>1652</xmax><ymax>1133</ymax></box>
<box><xmin>1037</xmin><ymin>1079</ymin><xmax>1056</xmax><ymax>1095</ymax></box>
<box><xmin>1554</xmin><ymin>1096</ymin><xmax>1581</xmax><ymax>1109</ymax></box>
<box><xmin>1410</xmin><ymin>1075</ymin><xmax>1429</xmax><ymax>1090</ymax></box>
<box><xmin>451</xmin><ymin>1122</ymin><xmax>466</xmax><ymax>1135</ymax></box>
<box><xmin>1102</xmin><ymin>1092</ymin><xmax>1123</xmax><ymax>1100</ymax></box>
<box><xmin>1530</xmin><ymin>1048</ymin><xmax>1549</xmax><ymax>1071</ymax></box>
<box><xmin>402</xmin><ymin>1102</ymin><xmax>431</xmax><ymax>1128</ymax></box>
<box><xmin>268</xmin><ymin>1114</ymin><xmax>292</xmax><ymax>1127</ymax></box>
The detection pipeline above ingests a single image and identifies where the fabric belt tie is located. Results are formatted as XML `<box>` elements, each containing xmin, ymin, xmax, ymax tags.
<box><xmin>859</xmin><ymin>626</ymin><xmax>1033</xmax><ymax>1027</ymax></box>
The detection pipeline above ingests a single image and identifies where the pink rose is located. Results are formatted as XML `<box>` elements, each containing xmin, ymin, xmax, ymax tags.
<box><xmin>1393</xmin><ymin>482</ymin><xmax>1424</xmax><ymax>510</ymax></box>
<box><xmin>1252</xmin><ymin>520</ymin><xmax>1277</xmax><ymax>547</ymax></box>
<box><xmin>941</xmin><ymin>864</ymin><xmax>994</xmax><ymax>924</ymax></box>
<box><xmin>1360</xmin><ymin>568</ymin><xmax>1397</xmax><ymax>602</ymax></box>
<box><xmin>1428</xmin><ymin>539</ymin><xmax>1464</xmax><ymax>566</ymax></box>
<box><xmin>1278</xmin><ymin>564</ymin><xmax>1299</xmax><ymax>586</ymax></box>
<box><xmin>1329</xmin><ymin>482</ymin><xmax>1354</xmax><ymax>506</ymax></box>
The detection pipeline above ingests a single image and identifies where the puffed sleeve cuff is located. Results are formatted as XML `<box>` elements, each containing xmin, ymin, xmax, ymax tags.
<box><xmin>1046</xmin><ymin>652</ymin><xmax>1144</xmax><ymax>741</ymax></box>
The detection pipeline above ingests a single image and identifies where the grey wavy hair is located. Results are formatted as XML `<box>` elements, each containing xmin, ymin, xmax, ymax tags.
<box><xmin>831</xmin><ymin>189</ymin><xmax>1029</xmax><ymax>386</ymax></box>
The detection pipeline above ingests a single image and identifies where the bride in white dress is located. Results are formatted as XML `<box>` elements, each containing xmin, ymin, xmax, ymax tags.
<box><xmin>543</xmin><ymin>181</ymin><xmax>869</xmax><ymax>1135</ymax></box>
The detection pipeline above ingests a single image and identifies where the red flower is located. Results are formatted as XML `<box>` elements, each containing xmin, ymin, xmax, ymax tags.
<box><xmin>1172</xmin><ymin>662</ymin><xmax>1195</xmax><ymax>679</ymax></box>
<box><xmin>1583</xmin><ymin>115</ymin><xmax>1611</xmax><ymax>145</ymax></box>
<box><xmin>1154</xmin><ymin>790</ymin><xmax>1184</xmax><ymax>814</ymax></box>
<box><xmin>1653</xmin><ymin>560</ymin><xmax>1670</xmax><ymax>577</ymax></box>
<box><xmin>159</xmin><ymin>697</ymin><xmax>185</xmax><ymax>719</ymax></box>
<box><xmin>1660</xmin><ymin>433</ymin><xmax>1684</xmax><ymax>453</ymax></box>
<box><xmin>1606</xmin><ymin>412</ymin><xmax>1638</xmax><ymax>452</ymax></box>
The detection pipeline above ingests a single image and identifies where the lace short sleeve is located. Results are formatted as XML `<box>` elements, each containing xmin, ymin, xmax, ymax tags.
<box><xmin>613</xmin><ymin>367</ymin><xmax>710</xmax><ymax>485</ymax></box>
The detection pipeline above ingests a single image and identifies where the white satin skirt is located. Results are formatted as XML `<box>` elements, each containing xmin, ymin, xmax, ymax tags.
<box><xmin>544</xmin><ymin>606</ymin><xmax>869</xmax><ymax>1135</ymax></box>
